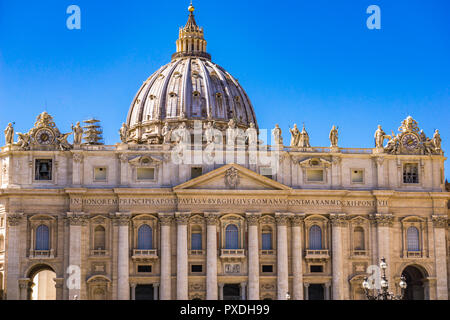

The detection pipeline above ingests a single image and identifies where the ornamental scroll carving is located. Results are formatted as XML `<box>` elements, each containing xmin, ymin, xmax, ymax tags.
<box><xmin>66</xmin><ymin>212</ymin><xmax>89</xmax><ymax>226</ymax></box>
<box><xmin>291</xmin><ymin>214</ymin><xmax>306</xmax><ymax>226</ymax></box>
<box><xmin>158</xmin><ymin>214</ymin><xmax>174</xmax><ymax>226</ymax></box>
<box><xmin>329</xmin><ymin>213</ymin><xmax>348</xmax><ymax>227</ymax></box>
<box><xmin>112</xmin><ymin>212</ymin><xmax>131</xmax><ymax>226</ymax></box>
<box><xmin>7</xmin><ymin>213</ymin><xmax>23</xmax><ymax>226</ymax></box>
<box><xmin>175</xmin><ymin>212</ymin><xmax>190</xmax><ymax>225</ymax></box>
<box><xmin>432</xmin><ymin>215</ymin><xmax>447</xmax><ymax>228</ymax></box>
<box><xmin>370</xmin><ymin>213</ymin><xmax>394</xmax><ymax>227</ymax></box>
<box><xmin>205</xmin><ymin>213</ymin><xmax>220</xmax><ymax>226</ymax></box>
<box><xmin>245</xmin><ymin>213</ymin><xmax>260</xmax><ymax>226</ymax></box>
<box><xmin>275</xmin><ymin>213</ymin><xmax>291</xmax><ymax>226</ymax></box>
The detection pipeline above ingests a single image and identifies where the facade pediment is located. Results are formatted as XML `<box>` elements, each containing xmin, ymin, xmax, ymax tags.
<box><xmin>174</xmin><ymin>163</ymin><xmax>291</xmax><ymax>191</ymax></box>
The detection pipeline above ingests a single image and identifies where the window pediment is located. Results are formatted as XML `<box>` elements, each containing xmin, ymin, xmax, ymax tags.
<box><xmin>128</xmin><ymin>155</ymin><xmax>162</xmax><ymax>167</ymax></box>
<box><xmin>299</xmin><ymin>158</ymin><xmax>331</xmax><ymax>168</ymax></box>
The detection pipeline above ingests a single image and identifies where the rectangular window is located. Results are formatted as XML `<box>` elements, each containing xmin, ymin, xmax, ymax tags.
<box><xmin>94</xmin><ymin>167</ymin><xmax>107</xmax><ymax>181</ymax></box>
<box><xmin>35</xmin><ymin>159</ymin><xmax>52</xmax><ymax>181</ymax></box>
<box><xmin>137</xmin><ymin>168</ymin><xmax>155</xmax><ymax>181</ymax></box>
<box><xmin>191</xmin><ymin>167</ymin><xmax>203</xmax><ymax>179</ymax></box>
<box><xmin>261</xmin><ymin>233</ymin><xmax>272</xmax><ymax>250</ymax></box>
<box><xmin>310</xmin><ymin>265</ymin><xmax>323</xmax><ymax>273</ymax></box>
<box><xmin>351</xmin><ymin>170</ymin><xmax>364</xmax><ymax>183</ymax></box>
<box><xmin>307</xmin><ymin>169</ymin><xmax>324</xmax><ymax>182</ymax></box>
<box><xmin>260</xmin><ymin>167</ymin><xmax>273</xmax><ymax>180</ymax></box>
<box><xmin>403</xmin><ymin>163</ymin><xmax>419</xmax><ymax>184</ymax></box>
<box><xmin>137</xmin><ymin>265</ymin><xmax>152</xmax><ymax>273</ymax></box>
<box><xmin>191</xmin><ymin>265</ymin><xmax>203</xmax><ymax>273</ymax></box>
<box><xmin>191</xmin><ymin>233</ymin><xmax>202</xmax><ymax>250</ymax></box>
<box><xmin>262</xmin><ymin>265</ymin><xmax>273</xmax><ymax>273</ymax></box>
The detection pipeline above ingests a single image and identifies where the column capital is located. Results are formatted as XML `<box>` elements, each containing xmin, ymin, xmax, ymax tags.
<box><xmin>66</xmin><ymin>212</ymin><xmax>89</xmax><ymax>226</ymax></box>
<box><xmin>175</xmin><ymin>212</ymin><xmax>191</xmax><ymax>225</ymax></box>
<box><xmin>18</xmin><ymin>278</ymin><xmax>31</xmax><ymax>289</ymax></box>
<box><xmin>53</xmin><ymin>278</ymin><xmax>65</xmax><ymax>289</ymax></box>
<box><xmin>275</xmin><ymin>212</ymin><xmax>292</xmax><ymax>226</ymax></box>
<box><xmin>205</xmin><ymin>212</ymin><xmax>220</xmax><ymax>225</ymax></box>
<box><xmin>291</xmin><ymin>213</ymin><xmax>306</xmax><ymax>226</ymax></box>
<box><xmin>246</xmin><ymin>212</ymin><xmax>261</xmax><ymax>226</ymax></box>
<box><xmin>329</xmin><ymin>213</ymin><xmax>348</xmax><ymax>227</ymax></box>
<box><xmin>304</xmin><ymin>283</ymin><xmax>310</xmax><ymax>288</ymax></box>
<box><xmin>369</xmin><ymin>213</ymin><xmax>394</xmax><ymax>227</ymax></box>
<box><xmin>432</xmin><ymin>215</ymin><xmax>448</xmax><ymax>228</ymax></box>
<box><xmin>7</xmin><ymin>212</ymin><xmax>24</xmax><ymax>226</ymax></box>
<box><xmin>158</xmin><ymin>212</ymin><xmax>174</xmax><ymax>226</ymax></box>
<box><xmin>112</xmin><ymin>212</ymin><xmax>132</xmax><ymax>226</ymax></box>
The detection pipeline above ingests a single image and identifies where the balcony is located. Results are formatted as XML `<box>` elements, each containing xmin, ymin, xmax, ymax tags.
<box><xmin>90</xmin><ymin>249</ymin><xmax>108</xmax><ymax>256</ymax></box>
<box><xmin>132</xmin><ymin>249</ymin><xmax>158</xmax><ymax>261</ymax></box>
<box><xmin>352</xmin><ymin>250</ymin><xmax>368</xmax><ymax>257</ymax></box>
<box><xmin>305</xmin><ymin>249</ymin><xmax>330</xmax><ymax>262</ymax></box>
<box><xmin>220</xmin><ymin>249</ymin><xmax>246</xmax><ymax>261</ymax></box>
<box><xmin>29</xmin><ymin>249</ymin><xmax>54</xmax><ymax>259</ymax></box>
<box><xmin>406</xmin><ymin>251</ymin><xmax>422</xmax><ymax>258</ymax></box>
<box><xmin>260</xmin><ymin>250</ymin><xmax>276</xmax><ymax>256</ymax></box>
<box><xmin>189</xmin><ymin>250</ymin><xmax>205</xmax><ymax>256</ymax></box>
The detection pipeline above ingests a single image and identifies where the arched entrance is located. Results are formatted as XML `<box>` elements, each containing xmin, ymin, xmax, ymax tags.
<box><xmin>402</xmin><ymin>265</ymin><xmax>426</xmax><ymax>300</ymax></box>
<box><xmin>28</xmin><ymin>264</ymin><xmax>56</xmax><ymax>300</ymax></box>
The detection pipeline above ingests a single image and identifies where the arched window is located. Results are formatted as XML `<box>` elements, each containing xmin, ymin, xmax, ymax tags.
<box><xmin>407</xmin><ymin>227</ymin><xmax>420</xmax><ymax>251</ymax></box>
<box><xmin>35</xmin><ymin>225</ymin><xmax>50</xmax><ymax>250</ymax></box>
<box><xmin>261</xmin><ymin>227</ymin><xmax>272</xmax><ymax>250</ymax></box>
<box><xmin>309</xmin><ymin>225</ymin><xmax>322</xmax><ymax>250</ymax></box>
<box><xmin>225</xmin><ymin>224</ymin><xmax>239</xmax><ymax>249</ymax></box>
<box><xmin>354</xmin><ymin>227</ymin><xmax>365</xmax><ymax>250</ymax></box>
<box><xmin>94</xmin><ymin>226</ymin><xmax>106</xmax><ymax>250</ymax></box>
<box><xmin>191</xmin><ymin>226</ymin><xmax>202</xmax><ymax>250</ymax></box>
<box><xmin>137</xmin><ymin>225</ymin><xmax>153</xmax><ymax>250</ymax></box>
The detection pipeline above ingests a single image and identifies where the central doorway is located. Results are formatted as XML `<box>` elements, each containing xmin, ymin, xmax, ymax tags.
<box><xmin>28</xmin><ymin>264</ymin><xmax>57</xmax><ymax>300</ymax></box>
<box><xmin>223</xmin><ymin>284</ymin><xmax>241</xmax><ymax>300</ymax></box>
<box><xmin>308</xmin><ymin>284</ymin><xmax>325</xmax><ymax>300</ymax></box>
<box><xmin>135</xmin><ymin>285</ymin><xmax>154</xmax><ymax>300</ymax></box>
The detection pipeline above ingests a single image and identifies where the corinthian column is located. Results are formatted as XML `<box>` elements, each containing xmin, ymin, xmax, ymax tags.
<box><xmin>114</xmin><ymin>212</ymin><xmax>131</xmax><ymax>300</ymax></box>
<box><xmin>372</xmin><ymin>213</ymin><xmax>394</xmax><ymax>283</ymax></box>
<box><xmin>330</xmin><ymin>213</ymin><xmax>346</xmax><ymax>300</ymax></box>
<box><xmin>175</xmin><ymin>212</ymin><xmax>190</xmax><ymax>300</ymax></box>
<box><xmin>66</xmin><ymin>212</ymin><xmax>88</xmax><ymax>300</ymax></box>
<box><xmin>291</xmin><ymin>214</ymin><xmax>305</xmax><ymax>300</ymax></box>
<box><xmin>6</xmin><ymin>213</ymin><xmax>23</xmax><ymax>300</ymax></box>
<box><xmin>432</xmin><ymin>215</ymin><xmax>448</xmax><ymax>300</ymax></box>
<box><xmin>246</xmin><ymin>212</ymin><xmax>261</xmax><ymax>300</ymax></box>
<box><xmin>276</xmin><ymin>213</ymin><xmax>291</xmax><ymax>300</ymax></box>
<box><xmin>205</xmin><ymin>212</ymin><xmax>219</xmax><ymax>300</ymax></box>
<box><xmin>159</xmin><ymin>213</ymin><xmax>174</xmax><ymax>300</ymax></box>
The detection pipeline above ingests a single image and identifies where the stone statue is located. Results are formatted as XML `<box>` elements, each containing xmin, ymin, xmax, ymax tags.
<box><xmin>119</xmin><ymin>123</ymin><xmax>128</xmax><ymax>143</ymax></box>
<box><xmin>71</xmin><ymin>122</ymin><xmax>83</xmax><ymax>145</ymax></box>
<box><xmin>374</xmin><ymin>125</ymin><xmax>387</xmax><ymax>148</ymax></box>
<box><xmin>272</xmin><ymin>124</ymin><xmax>283</xmax><ymax>146</ymax></box>
<box><xmin>204</xmin><ymin>122</ymin><xmax>214</xmax><ymax>144</ymax></box>
<box><xmin>246</xmin><ymin>122</ymin><xmax>258</xmax><ymax>147</ymax></box>
<box><xmin>4</xmin><ymin>123</ymin><xmax>14</xmax><ymax>145</ymax></box>
<box><xmin>15</xmin><ymin>132</ymin><xmax>30</xmax><ymax>150</ymax></box>
<box><xmin>299</xmin><ymin>124</ymin><xmax>311</xmax><ymax>148</ymax></box>
<box><xmin>57</xmin><ymin>132</ymin><xmax>73</xmax><ymax>151</ymax></box>
<box><xmin>384</xmin><ymin>132</ymin><xmax>399</xmax><ymax>154</ymax></box>
<box><xmin>162</xmin><ymin>122</ymin><xmax>172</xmax><ymax>144</ymax></box>
<box><xmin>175</xmin><ymin>122</ymin><xmax>189</xmax><ymax>144</ymax></box>
<box><xmin>329</xmin><ymin>125</ymin><xmax>339</xmax><ymax>147</ymax></box>
<box><xmin>419</xmin><ymin>130</ymin><xmax>427</xmax><ymax>142</ymax></box>
<box><xmin>289</xmin><ymin>124</ymin><xmax>300</xmax><ymax>147</ymax></box>
<box><xmin>433</xmin><ymin>129</ymin><xmax>441</xmax><ymax>150</ymax></box>
<box><xmin>226</xmin><ymin>119</ymin><xmax>237</xmax><ymax>146</ymax></box>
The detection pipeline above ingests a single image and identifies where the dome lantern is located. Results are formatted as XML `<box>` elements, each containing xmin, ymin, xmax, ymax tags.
<box><xmin>172</xmin><ymin>3</ymin><xmax>211</xmax><ymax>60</ymax></box>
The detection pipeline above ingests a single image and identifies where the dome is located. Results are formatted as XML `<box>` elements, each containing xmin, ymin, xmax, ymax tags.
<box><xmin>125</xmin><ymin>6</ymin><xmax>257</xmax><ymax>144</ymax></box>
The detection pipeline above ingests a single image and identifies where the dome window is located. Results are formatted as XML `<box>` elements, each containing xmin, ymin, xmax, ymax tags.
<box><xmin>169</xmin><ymin>92</ymin><xmax>177</xmax><ymax>98</ymax></box>
<box><xmin>193</xmin><ymin>91</ymin><xmax>200</xmax><ymax>97</ymax></box>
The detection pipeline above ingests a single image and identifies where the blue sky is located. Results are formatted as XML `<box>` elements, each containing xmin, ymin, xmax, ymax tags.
<box><xmin>0</xmin><ymin>0</ymin><xmax>449</xmax><ymax>178</ymax></box>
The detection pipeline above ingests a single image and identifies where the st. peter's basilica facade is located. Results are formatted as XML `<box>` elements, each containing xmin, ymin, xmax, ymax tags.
<box><xmin>0</xmin><ymin>5</ymin><xmax>448</xmax><ymax>300</ymax></box>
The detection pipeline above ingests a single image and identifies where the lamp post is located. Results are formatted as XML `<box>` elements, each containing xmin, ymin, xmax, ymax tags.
<box><xmin>362</xmin><ymin>257</ymin><xmax>407</xmax><ymax>300</ymax></box>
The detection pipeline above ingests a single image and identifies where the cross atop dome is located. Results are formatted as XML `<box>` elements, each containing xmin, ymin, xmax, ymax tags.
<box><xmin>172</xmin><ymin>3</ymin><xmax>211</xmax><ymax>60</ymax></box>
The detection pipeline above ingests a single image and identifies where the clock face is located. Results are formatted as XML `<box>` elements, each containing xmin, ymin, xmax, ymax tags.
<box><xmin>35</xmin><ymin>128</ymin><xmax>55</xmax><ymax>145</ymax></box>
<box><xmin>401</xmin><ymin>133</ymin><xmax>419</xmax><ymax>150</ymax></box>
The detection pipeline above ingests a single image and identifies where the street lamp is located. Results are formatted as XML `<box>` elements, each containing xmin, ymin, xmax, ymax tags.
<box><xmin>362</xmin><ymin>257</ymin><xmax>407</xmax><ymax>300</ymax></box>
